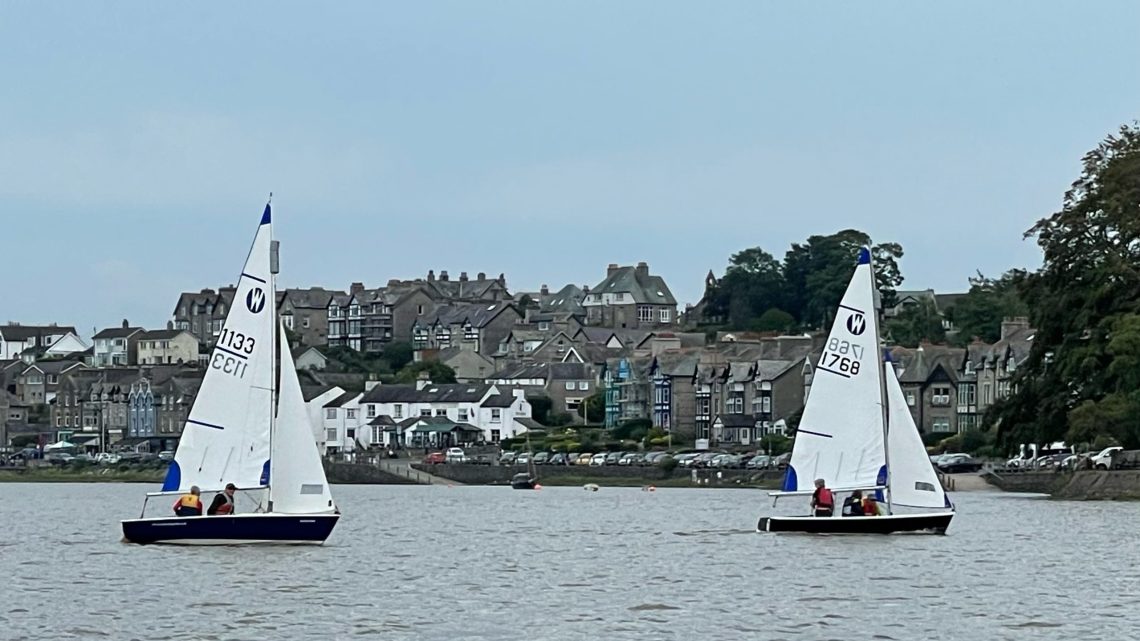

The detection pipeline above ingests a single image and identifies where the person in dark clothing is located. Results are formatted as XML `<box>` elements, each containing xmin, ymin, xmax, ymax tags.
<box><xmin>208</xmin><ymin>483</ymin><xmax>237</xmax><ymax>515</ymax></box>
<box><xmin>842</xmin><ymin>490</ymin><xmax>865</xmax><ymax>517</ymax></box>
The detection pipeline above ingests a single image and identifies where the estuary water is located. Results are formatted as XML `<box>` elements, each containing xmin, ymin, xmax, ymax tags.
<box><xmin>1</xmin><ymin>483</ymin><xmax>1137</xmax><ymax>641</ymax></box>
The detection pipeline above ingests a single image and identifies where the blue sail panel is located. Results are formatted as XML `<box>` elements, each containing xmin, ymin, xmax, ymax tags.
<box><xmin>161</xmin><ymin>461</ymin><xmax>182</xmax><ymax>491</ymax></box>
<box><xmin>260</xmin><ymin>459</ymin><xmax>271</xmax><ymax>485</ymax></box>
<box><xmin>781</xmin><ymin>465</ymin><xmax>799</xmax><ymax>492</ymax></box>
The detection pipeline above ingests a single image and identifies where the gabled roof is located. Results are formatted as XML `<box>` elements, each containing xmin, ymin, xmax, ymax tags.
<box><xmin>323</xmin><ymin>390</ymin><xmax>360</xmax><ymax>408</ymax></box>
<box><xmin>754</xmin><ymin>359</ymin><xmax>800</xmax><ymax>381</ymax></box>
<box><xmin>139</xmin><ymin>329</ymin><xmax>192</xmax><ymax>341</ymax></box>
<box><xmin>589</xmin><ymin>265</ymin><xmax>677</xmax><ymax>305</ymax></box>
<box><xmin>513</xmin><ymin>417</ymin><xmax>544</xmax><ymax>431</ymax></box>
<box><xmin>281</xmin><ymin>288</ymin><xmax>344</xmax><ymax>310</ymax></box>
<box><xmin>889</xmin><ymin>345</ymin><xmax>966</xmax><ymax>384</ymax></box>
<box><xmin>714</xmin><ymin>413</ymin><xmax>758</xmax><ymax>428</ymax></box>
<box><xmin>416</xmin><ymin>302</ymin><xmax>519</xmax><ymax>330</ymax></box>
<box><xmin>93</xmin><ymin>326</ymin><xmax>144</xmax><ymax>340</ymax></box>
<box><xmin>360</xmin><ymin>383</ymin><xmax>495</xmax><ymax>404</ymax></box>
<box><xmin>0</xmin><ymin>325</ymin><xmax>78</xmax><ymax>341</ymax></box>
<box><xmin>301</xmin><ymin>384</ymin><xmax>340</xmax><ymax>402</ymax></box>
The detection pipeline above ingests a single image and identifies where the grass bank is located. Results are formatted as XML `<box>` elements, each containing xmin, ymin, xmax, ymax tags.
<box><xmin>0</xmin><ymin>467</ymin><xmax>164</xmax><ymax>483</ymax></box>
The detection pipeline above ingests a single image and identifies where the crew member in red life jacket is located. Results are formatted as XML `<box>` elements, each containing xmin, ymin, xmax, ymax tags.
<box><xmin>862</xmin><ymin>492</ymin><xmax>881</xmax><ymax>517</ymax></box>
<box><xmin>810</xmin><ymin>478</ymin><xmax>834</xmax><ymax>517</ymax></box>
<box><xmin>208</xmin><ymin>483</ymin><xmax>237</xmax><ymax>516</ymax></box>
<box><xmin>173</xmin><ymin>486</ymin><xmax>203</xmax><ymax>516</ymax></box>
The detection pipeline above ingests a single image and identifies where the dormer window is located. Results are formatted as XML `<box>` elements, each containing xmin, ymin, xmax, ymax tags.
<box><xmin>964</xmin><ymin>360</ymin><xmax>974</xmax><ymax>375</ymax></box>
<box><xmin>1007</xmin><ymin>359</ymin><xmax>1016</xmax><ymax>373</ymax></box>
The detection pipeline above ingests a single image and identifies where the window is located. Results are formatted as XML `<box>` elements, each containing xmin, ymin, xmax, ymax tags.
<box><xmin>393</xmin><ymin>405</ymin><xmax>403</xmax><ymax>419</ymax></box>
<box><xmin>420</xmin><ymin>409</ymin><xmax>432</xmax><ymax>417</ymax></box>
<box><xmin>964</xmin><ymin>360</ymin><xmax>974</xmax><ymax>375</ymax></box>
<box><xmin>346</xmin><ymin>409</ymin><xmax>357</xmax><ymax>420</ymax></box>
<box><xmin>932</xmin><ymin>418</ymin><xmax>951</xmax><ymax>432</ymax></box>
<box><xmin>491</xmin><ymin>409</ymin><xmax>502</xmax><ymax>423</ymax></box>
<box><xmin>326</xmin><ymin>428</ymin><xmax>337</xmax><ymax>442</ymax></box>
<box><xmin>616</xmin><ymin>293</ymin><xmax>625</xmax><ymax>301</ymax></box>
<box><xmin>697</xmin><ymin>397</ymin><xmax>711</xmax><ymax>417</ymax></box>
<box><xmin>660</xmin><ymin>308</ymin><xmax>671</xmax><ymax>323</ymax></box>
<box><xmin>283</xmin><ymin>315</ymin><xmax>294</xmax><ymax>329</ymax></box>
<box><xmin>906</xmin><ymin>392</ymin><xmax>916</xmax><ymax>407</ymax></box>
<box><xmin>326</xmin><ymin>408</ymin><xmax>337</xmax><ymax>419</ymax></box>
<box><xmin>490</xmin><ymin>429</ymin><xmax>501</xmax><ymax>443</ymax></box>
<box><xmin>47</xmin><ymin>375</ymin><xmax>58</xmax><ymax>385</ymax></box>
<box><xmin>982</xmin><ymin>383</ymin><xmax>993</xmax><ymax>404</ymax></box>
<box><xmin>638</xmin><ymin>306</ymin><xmax>652</xmax><ymax>323</ymax></box>
<box><xmin>459</xmin><ymin>409</ymin><xmax>469</xmax><ymax>422</ymax></box>
<box><xmin>346</xmin><ymin>429</ymin><xmax>355</xmax><ymax>439</ymax></box>
<box><xmin>1007</xmin><ymin>359</ymin><xmax>1016</xmax><ymax>373</ymax></box>
<box><xmin>367</xmin><ymin>405</ymin><xmax>376</xmax><ymax>418</ymax></box>
<box><xmin>957</xmin><ymin>383</ymin><xmax>976</xmax><ymax>406</ymax></box>
<box><xmin>932</xmin><ymin>387</ymin><xmax>950</xmax><ymax>406</ymax></box>
<box><xmin>302</xmin><ymin>316</ymin><xmax>311</xmax><ymax>329</ymax></box>
<box><xmin>330</xmin><ymin>307</ymin><xmax>341</xmax><ymax>318</ymax></box>
<box><xmin>565</xmin><ymin>381</ymin><xmax>575</xmax><ymax>390</ymax></box>
<box><xmin>435</xmin><ymin>409</ymin><xmax>447</xmax><ymax>417</ymax></box>
<box><xmin>538</xmin><ymin>322</ymin><xmax>550</xmax><ymax>331</ymax></box>
<box><xmin>371</xmin><ymin>426</ymin><xmax>382</xmax><ymax>443</ymax></box>
<box><xmin>578</xmin><ymin>381</ymin><xmax>588</xmax><ymax>391</ymax></box>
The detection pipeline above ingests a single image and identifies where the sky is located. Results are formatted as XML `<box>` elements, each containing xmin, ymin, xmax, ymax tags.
<box><xmin>2</xmin><ymin>1</ymin><xmax>1139</xmax><ymax>339</ymax></box>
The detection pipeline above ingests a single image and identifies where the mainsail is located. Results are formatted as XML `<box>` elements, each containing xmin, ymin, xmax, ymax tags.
<box><xmin>269</xmin><ymin>332</ymin><xmax>337</xmax><ymax>514</ymax></box>
<box><xmin>162</xmin><ymin>206</ymin><xmax>275</xmax><ymax>491</ymax></box>
<box><xmin>783</xmin><ymin>247</ymin><xmax>886</xmax><ymax>492</ymax></box>
<box><xmin>885</xmin><ymin>360</ymin><xmax>951</xmax><ymax>509</ymax></box>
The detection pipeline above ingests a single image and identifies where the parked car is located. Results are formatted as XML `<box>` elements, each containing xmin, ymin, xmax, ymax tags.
<box><xmin>533</xmin><ymin>452</ymin><xmax>550</xmax><ymax>465</ymax></box>
<box><xmin>566</xmin><ymin>452</ymin><xmax>580</xmax><ymax>465</ymax></box>
<box><xmin>605</xmin><ymin>451</ymin><xmax>624</xmax><ymax>465</ymax></box>
<box><xmin>1092</xmin><ymin>446</ymin><xmax>1124</xmax><ymax>470</ymax></box>
<box><xmin>498</xmin><ymin>451</ymin><xmax>517</xmax><ymax>465</ymax></box>
<box><xmin>586</xmin><ymin>452</ymin><xmax>606</xmax><ymax>466</ymax></box>
<box><xmin>95</xmin><ymin>452</ymin><xmax>120</xmax><ymax>465</ymax></box>
<box><xmin>445</xmin><ymin>447</ymin><xmax>466</xmax><ymax>463</ymax></box>
<box><xmin>773</xmin><ymin>452</ymin><xmax>791</xmax><ymax>470</ymax></box>
<box><xmin>936</xmin><ymin>454</ymin><xmax>982</xmax><ymax>473</ymax></box>
<box><xmin>158</xmin><ymin>450</ymin><xmax>175</xmax><ymax>462</ymax></box>
<box><xmin>575</xmin><ymin>453</ymin><xmax>594</xmax><ymax>465</ymax></box>
<box><xmin>72</xmin><ymin>453</ymin><xmax>96</xmax><ymax>464</ymax></box>
<box><xmin>642</xmin><ymin>452</ymin><xmax>668</xmax><ymax>466</ymax></box>
<box><xmin>674</xmin><ymin>453</ymin><xmax>700</xmax><ymax>468</ymax></box>
<box><xmin>422</xmin><ymin>452</ymin><xmax>446</xmax><ymax>464</ymax></box>
<box><xmin>548</xmin><ymin>453</ymin><xmax>567</xmax><ymax>466</ymax></box>
<box><xmin>747</xmin><ymin>455</ymin><xmax>771</xmax><ymax>470</ymax></box>
<box><xmin>516</xmin><ymin>453</ymin><xmax>531</xmax><ymax>466</ymax></box>
<box><xmin>470</xmin><ymin>454</ymin><xmax>494</xmax><ymax>465</ymax></box>
<box><xmin>618</xmin><ymin>452</ymin><xmax>641</xmax><ymax>466</ymax></box>
<box><xmin>45</xmin><ymin>453</ymin><xmax>74</xmax><ymax>465</ymax></box>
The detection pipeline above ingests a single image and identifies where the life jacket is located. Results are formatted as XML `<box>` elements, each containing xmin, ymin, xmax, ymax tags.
<box><xmin>862</xmin><ymin>497</ymin><xmax>879</xmax><ymax>516</ymax></box>
<box><xmin>173</xmin><ymin>494</ymin><xmax>202</xmax><ymax>516</ymax></box>
<box><xmin>214</xmin><ymin>494</ymin><xmax>234</xmax><ymax>515</ymax></box>
<box><xmin>842</xmin><ymin>495</ymin><xmax>864</xmax><ymax>516</ymax></box>
<box><xmin>815</xmin><ymin>488</ymin><xmax>834</xmax><ymax>509</ymax></box>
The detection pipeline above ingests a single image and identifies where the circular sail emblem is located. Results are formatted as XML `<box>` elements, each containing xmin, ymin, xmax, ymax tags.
<box><xmin>246</xmin><ymin>288</ymin><xmax>267</xmax><ymax>314</ymax></box>
<box><xmin>846</xmin><ymin>312</ymin><xmax>866</xmax><ymax>336</ymax></box>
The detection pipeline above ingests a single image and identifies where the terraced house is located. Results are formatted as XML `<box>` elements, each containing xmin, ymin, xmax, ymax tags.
<box><xmin>583</xmin><ymin>262</ymin><xmax>677</xmax><ymax>329</ymax></box>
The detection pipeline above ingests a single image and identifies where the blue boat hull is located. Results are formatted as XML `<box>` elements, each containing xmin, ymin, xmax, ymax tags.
<box><xmin>121</xmin><ymin>513</ymin><xmax>339</xmax><ymax>545</ymax></box>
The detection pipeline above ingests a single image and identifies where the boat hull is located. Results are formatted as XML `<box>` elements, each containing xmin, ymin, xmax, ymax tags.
<box><xmin>757</xmin><ymin>511</ymin><xmax>954</xmax><ymax>535</ymax></box>
<box><xmin>511</xmin><ymin>480</ymin><xmax>537</xmax><ymax>490</ymax></box>
<box><xmin>121</xmin><ymin>513</ymin><xmax>339</xmax><ymax>545</ymax></box>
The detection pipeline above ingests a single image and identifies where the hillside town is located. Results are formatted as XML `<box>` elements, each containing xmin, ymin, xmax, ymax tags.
<box><xmin>0</xmin><ymin>260</ymin><xmax>1033</xmax><ymax>459</ymax></box>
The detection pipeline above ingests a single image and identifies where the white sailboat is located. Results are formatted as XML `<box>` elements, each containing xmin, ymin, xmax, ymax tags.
<box><xmin>122</xmin><ymin>203</ymin><xmax>339</xmax><ymax>545</ymax></box>
<box><xmin>757</xmin><ymin>247</ymin><xmax>954</xmax><ymax>534</ymax></box>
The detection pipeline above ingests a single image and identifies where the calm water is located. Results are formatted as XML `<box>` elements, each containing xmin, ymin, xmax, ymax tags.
<box><xmin>1</xmin><ymin>483</ymin><xmax>1137</xmax><ymax>641</ymax></box>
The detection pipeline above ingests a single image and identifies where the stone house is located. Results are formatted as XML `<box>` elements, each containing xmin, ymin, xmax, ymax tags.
<box><xmin>890</xmin><ymin>344</ymin><xmax>965</xmax><ymax>434</ymax></box>
<box><xmin>13</xmin><ymin>360</ymin><xmax>86</xmax><ymax>406</ymax></box>
<box><xmin>583</xmin><ymin>262</ymin><xmax>677</xmax><ymax>329</ymax></box>
<box><xmin>278</xmin><ymin>288</ymin><xmax>344</xmax><ymax>347</ymax></box>
<box><xmin>172</xmin><ymin>287</ymin><xmax>236</xmax><ymax>348</ymax></box>
<box><xmin>327</xmin><ymin>283</ymin><xmax>435</xmax><ymax>353</ymax></box>
<box><xmin>486</xmin><ymin>362</ymin><xmax>598</xmax><ymax>422</ymax></box>
<box><xmin>412</xmin><ymin>302</ymin><xmax>522</xmax><ymax>358</ymax></box>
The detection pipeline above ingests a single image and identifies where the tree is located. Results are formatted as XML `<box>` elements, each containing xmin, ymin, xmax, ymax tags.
<box><xmin>887</xmin><ymin>299</ymin><xmax>946</xmax><ymax>347</ymax></box>
<box><xmin>991</xmin><ymin>124</ymin><xmax>1140</xmax><ymax>447</ymax></box>
<box><xmin>576</xmin><ymin>392</ymin><xmax>605</xmax><ymax>423</ymax></box>
<box><xmin>705</xmin><ymin>247</ymin><xmax>787</xmax><ymax>329</ymax></box>
<box><xmin>751</xmin><ymin>308</ymin><xmax>796</xmax><ymax>333</ymax></box>
<box><xmin>382</xmin><ymin>342</ymin><xmax>414</xmax><ymax>371</ymax></box>
<box><xmin>945</xmin><ymin>271</ymin><xmax>1028</xmax><ymax>345</ymax></box>
<box><xmin>783</xmin><ymin>231</ymin><xmax>904</xmax><ymax>329</ymax></box>
<box><xmin>395</xmin><ymin>360</ymin><xmax>456</xmax><ymax>384</ymax></box>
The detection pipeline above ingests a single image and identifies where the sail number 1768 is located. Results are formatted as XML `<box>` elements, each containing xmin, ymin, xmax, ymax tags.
<box><xmin>821</xmin><ymin>338</ymin><xmax>864</xmax><ymax>375</ymax></box>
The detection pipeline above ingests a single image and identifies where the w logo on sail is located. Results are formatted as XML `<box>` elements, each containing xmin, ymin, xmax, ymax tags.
<box><xmin>846</xmin><ymin>313</ymin><xmax>866</xmax><ymax>336</ymax></box>
<box><xmin>246</xmin><ymin>288</ymin><xmax>266</xmax><ymax>314</ymax></box>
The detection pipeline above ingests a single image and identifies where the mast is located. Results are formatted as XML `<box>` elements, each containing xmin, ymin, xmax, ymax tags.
<box><xmin>868</xmin><ymin>246</ymin><xmax>893</xmax><ymax>515</ymax></box>
<box><xmin>267</xmin><ymin>198</ymin><xmax>279</xmax><ymax>511</ymax></box>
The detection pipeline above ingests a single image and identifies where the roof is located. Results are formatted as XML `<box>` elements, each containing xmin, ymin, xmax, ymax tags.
<box><xmin>889</xmin><ymin>345</ymin><xmax>965</xmax><ymax>384</ymax></box>
<box><xmin>323</xmin><ymin>390</ymin><xmax>360</xmax><ymax>408</ymax></box>
<box><xmin>714</xmin><ymin>414</ymin><xmax>758</xmax><ymax>428</ymax></box>
<box><xmin>0</xmin><ymin>325</ymin><xmax>78</xmax><ymax>341</ymax></box>
<box><xmin>481</xmin><ymin>392</ymin><xmax>517</xmax><ymax>408</ymax></box>
<box><xmin>513</xmin><ymin>417</ymin><xmax>544</xmax><ymax>430</ymax></box>
<box><xmin>403</xmin><ymin>416</ymin><xmax>482</xmax><ymax>432</ymax></box>
<box><xmin>651</xmin><ymin>351</ymin><xmax>701</xmax><ymax>378</ymax></box>
<box><xmin>754</xmin><ymin>359</ymin><xmax>800</xmax><ymax>381</ymax></box>
<box><xmin>415</xmin><ymin>302</ymin><xmax>519</xmax><ymax>330</ymax></box>
<box><xmin>139</xmin><ymin>329</ymin><xmax>190</xmax><ymax>340</ymax></box>
<box><xmin>360</xmin><ymin>383</ymin><xmax>494</xmax><ymax>404</ymax></box>
<box><xmin>93</xmin><ymin>326</ymin><xmax>144</xmax><ymax>340</ymax></box>
<box><xmin>589</xmin><ymin>265</ymin><xmax>677</xmax><ymax>306</ymax></box>
<box><xmin>367</xmin><ymin>415</ymin><xmax>397</xmax><ymax>426</ymax></box>
<box><xmin>282</xmin><ymin>288</ymin><xmax>343</xmax><ymax>310</ymax></box>
<box><xmin>301</xmin><ymin>384</ymin><xmax>339</xmax><ymax>402</ymax></box>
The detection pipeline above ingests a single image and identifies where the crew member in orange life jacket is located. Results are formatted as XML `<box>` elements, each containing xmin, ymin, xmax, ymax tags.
<box><xmin>173</xmin><ymin>486</ymin><xmax>203</xmax><ymax>516</ymax></box>
<box><xmin>208</xmin><ymin>483</ymin><xmax>237</xmax><ymax>515</ymax></box>
<box><xmin>810</xmin><ymin>478</ymin><xmax>834</xmax><ymax>517</ymax></box>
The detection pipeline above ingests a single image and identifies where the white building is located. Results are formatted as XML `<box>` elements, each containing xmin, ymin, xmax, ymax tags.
<box><xmin>303</xmin><ymin>385</ymin><xmax>346</xmax><ymax>454</ymax></box>
<box><xmin>0</xmin><ymin>323</ymin><xmax>80</xmax><ymax>360</ymax></box>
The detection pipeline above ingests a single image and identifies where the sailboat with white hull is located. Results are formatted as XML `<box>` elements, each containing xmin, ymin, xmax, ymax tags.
<box><xmin>757</xmin><ymin>247</ymin><xmax>955</xmax><ymax>535</ymax></box>
<box><xmin>122</xmin><ymin>203</ymin><xmax>339</xmax><ymax>545</ymax></box>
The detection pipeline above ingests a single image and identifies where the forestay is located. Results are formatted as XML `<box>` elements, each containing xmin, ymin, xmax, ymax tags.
<box><xmin>885</xmin><ymin>361</ymin><xmax>951</xmax><ymax>509</ymax></box>
<box><xmin>269</xmin><ymin>331</ymin><xmax>337</xmax><ymax>514</ymax></box>
<box><xmin>162</xmin><ymin>206</ymin><xmax>275</xmax><ymax>492</ymax></box>
<box><xmin>782</xmin><ymin>247</ymin><xmax>886</xmax><ymax>492</ymax></box>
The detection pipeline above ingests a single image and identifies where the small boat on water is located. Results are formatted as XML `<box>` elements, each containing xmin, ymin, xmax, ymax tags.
<box><xmin>759</xmin><ymin>247</ymin><xmax>954</xmax><ymax>535</ymax></box>
<box><xmin>122</xmin><ymin>203</ymin><xmax>339</xmax><ymax>545</ymax></box>
<box><xmin>511</xmin><ymin>427</ymin><xmax>539</xmax><ymax>490</ymax></box>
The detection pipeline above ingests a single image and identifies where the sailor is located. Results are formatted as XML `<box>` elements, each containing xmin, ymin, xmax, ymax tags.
<box><xmin>173</xmin><ymin>486</ymin><xmax>203</xmax><ymax>516</ymax></box>
<box><xmin>842</xmin><ymin>490</ymin><xmax>865</xmax><ymax>517</ymax></box>
<box><xmin>810</xmin><ymin>478</ymin><xmax>834</xmax><ymax>517</ymax></box>
<box><xmin>207</xmin><ymin>483</ymin><xmax>237</xmax><ymax>516</ymax></box>
<box><xmin>862</xmin><ymin>492</ymin><xmax>881</xmax><ymax>516</ymax></box>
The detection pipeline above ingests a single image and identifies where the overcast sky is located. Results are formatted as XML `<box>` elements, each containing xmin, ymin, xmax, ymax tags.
<box><xmin>3</xmin><ymin>2</ymin><xmax>1138</xmax><ymax>338</ymax></box>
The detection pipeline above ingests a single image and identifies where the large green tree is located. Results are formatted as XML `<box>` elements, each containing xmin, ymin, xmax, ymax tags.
<box><xmin>991</xmin><ymin>124</ymin><xmax>1140</xmax><ymax>448</ymax></box>
<box><xmin>395</xmin><ymin>360</ymin><xmax>457</xmax><ymax>384</ymax></box>
<box><xmin>706</xmin><ymin>247</ymin><xmax>787</xmax><ymax>329</ymax></box>
<box><xmin>886</xmin><ymin>299</ymin><xmax>946</xmax><ymax>347</ymax></box>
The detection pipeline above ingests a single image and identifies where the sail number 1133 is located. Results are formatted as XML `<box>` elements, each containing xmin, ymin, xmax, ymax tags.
<box><xmin>211</xmin><ymin>328</ymin><xmax>256</xmax><ymax>379</ymax></box>
<box><xmin>821</xmin><ymin>337</ymin><xmax>864</xmax><ymax>375</ymax></box>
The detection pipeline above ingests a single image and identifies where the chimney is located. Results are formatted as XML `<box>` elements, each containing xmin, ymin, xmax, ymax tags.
<box><xmin>477</xmin><ymin>272</ymin><xmax>486</xmax><ymax>281</ymax></box>
<box><xmin>540</xmin><ymin>284</ymin><xmax>549</xmax><ymax>296</ymax></box>
<box><xmin>427</xmin><ymin>270</ymin><xmax>435</xmax><ymax>281</ymax></box>
<box><xmin>350</xmin><ymin>282</ymin><xmax>365</xmax><ymax>295</ymax></box>
<box><xmin>607</xmin><ymin>263</ymin><xmax>620</xmax><ymax>277</ymax></box>
<box><xmin>121</xmin><ymin>319</ymin><xmax>130</xmax><ymax>329</ymax></box>
<box><xmin>388</xmin><ymin>279</ymin><xmax>401</xmax><ymax>287</ymax></box>
<box><xmin>440</xmin><ymin>270</ymin><xmax>449</xmax><ymax>281</ymax></box>
<box><xmin>166</xmin><ymin>320</ymin><xmax>174</xmax><ymax>331</ymax></box>
<box><xmin>1000</xmin><ymin>317</ymin><xmax>1030</xmax><ymax>340</ymax></box>
<box><xmin>200</xmin><ymin>288</ymin><xmax>214</xmax><ymax>294</ymax></box>
<box><xmin>498</xmin><ymin>273</ymin><xmax>506</xmax><ymax>286</ymax></box>
<box><xmin>635</xmin><ymin>262</ymin><xmax>649</xmax><ymax>278</ymax></box>
<box><xmin>459</xmin><ymin>272</ymin><xmax>468</xmax><ymax>282</ymax></box>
